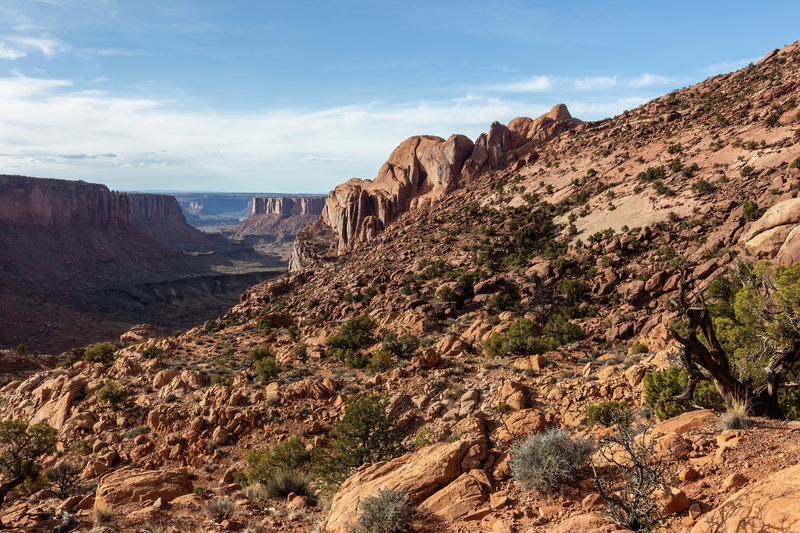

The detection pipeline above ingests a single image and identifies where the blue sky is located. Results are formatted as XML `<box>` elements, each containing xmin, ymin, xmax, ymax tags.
<box><xmin>0</xmin><ymin>1</ymin><xmax>798</xmax><ymax>193</ymax></box>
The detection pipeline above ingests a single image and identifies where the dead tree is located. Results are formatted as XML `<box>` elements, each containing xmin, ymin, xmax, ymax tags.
<box><xmin>667</xmin><ymin>273</ymin><xmax>800</xmax><ymax>419</ymax></box>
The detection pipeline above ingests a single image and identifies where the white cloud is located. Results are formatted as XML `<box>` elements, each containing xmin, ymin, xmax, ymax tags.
<box><xmin>484</xmin><ymin>75</ymin><xmax>555</xmax><ymax>92</ymax></box>
<box><xmin>572</xmin><ymin>76</ymin><xmax>618</xmax><ymax>91</ymax></box>
<box><xmin>0</xmin><ymin>44</ymin><xmax>25</xmax><ymax>60</ymax></box>
<box><xmin>628</xmin><ymin>73</ymin><xmax>676</xmax><ymax>88</ymax></box>
<box><xmin>699</xmin><ymin>57</ymin><xmax>758</xmax><ymax>76</ymax></box>
<box><xmin>7</xmin><ymin>34</ymin><xmax>66</xmax><ymax>58</ymax></box>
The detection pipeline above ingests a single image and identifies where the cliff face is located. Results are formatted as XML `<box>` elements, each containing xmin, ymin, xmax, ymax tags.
<box><xmin>252</xmin><ymin>196</ymin><xmax>326</xmax><ymax>217</ymax></box>
<box><xmin>232</xmin><ymin>195</ymin><xmax>326</xmax><ymax>238</ymax></box>
<box><xmin>0</xmin><ymin>175</ymin><xmax>131</xmax><ymax>229</ymax></box>
<box><xmin>127</xmin><ymin>193</ymin><xmax>215</xmax><ymax>250</ymax></box>
<box><xmin>290</xmin><ymin>104</ymin><xmax>581</xmax><ymax>269</ymax></box>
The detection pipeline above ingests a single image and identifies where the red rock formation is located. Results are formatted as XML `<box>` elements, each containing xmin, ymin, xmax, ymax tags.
<box><xmin>232</xmin><ymin>195</ymin><xmax>325</xmax><ymax>237</ymax></box>
<box><xmin>290</xmin><ymin>105</ymin><xmax>581</xmax><ymax>270</ymax></box>
<box><xmin>0</xmin><ymin>175</ymin><xmax>130</xmax><ymax>229</ymax></box>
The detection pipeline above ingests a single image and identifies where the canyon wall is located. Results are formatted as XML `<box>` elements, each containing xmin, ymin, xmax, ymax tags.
<box><xmin>290</xmin><ymin>104</ymin><xmax>581</xmax><ymax>270</ymax></box>
<box><xmin>232</xmin><ymin>195</ymin><xmax>326</xmax><ymax>238</ymax></box>
<box><xmin>0</xmin><ymin>175</ymin><xmax>131</xmax><ymax>229</ymax></box>
<box><xmin>252</xmin><ymin>196</ymin><xmax>326</xmax><ymax>217</ymax></box>
<box><xmin>128</xmin><ymin>192</ymin><xmax>216</xmax><ymax>250</ymax></box>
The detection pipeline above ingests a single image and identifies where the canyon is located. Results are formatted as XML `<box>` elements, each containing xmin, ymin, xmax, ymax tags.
<box><xmin>0</xmin><ymin>176</ymin><xmax>285</xmax><ymax>353</ymax></box>
<box><xmin>3</xmin><ymin>40</ymin><xmax>800</xmax><ymax>533</ymax></box>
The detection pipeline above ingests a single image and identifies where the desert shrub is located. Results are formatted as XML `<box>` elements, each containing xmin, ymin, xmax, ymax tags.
<box><xmin>692</xmin><ymin>178</ymin><xmax>715</xmax><ymax>194</ymax></box>
<box><xmin>139</xmin><ymin>345</ymin><xmax>163</xmax><ymax>359</ymax></box>
<box><xmin>246</xmin><ymin>435</ymin><xmax>308</xmax><ymax>485</ymax></box>
<box><xmin>791</xmin><ymin>157</ymin><xmax>800</xmax><ymax>170</ymax></box>
<box><xmin>93</xmin><ymin>501</ymin><xmax>114</xmax><ymax>523</ymax></box>
<box><xmin>591</xmin><ymin>414</ymin><xmax>672</xmax><ymax>531</ymax></box>
<box><xmin>510</xmin><ymin>428</ymin><xmax>594</xmax><ymax>493</ymax></box>
<box><xmin>381</xmin><ymin>332</ymin><xmax>419</xmax><ymax>357</ymax></box>
<box><xmin>740</xmin><ymin>165</ymin><xmax>754</xmax><ymax>178</ymax></box>
<box><xmin>348</xmin><ymin>488</ymin><xmax>411</xmax><ymax>533</ymax></box>
<box><xmin>437</xmin><ymin>286</ymin><xmax>458</xmax><ymax>303</ymax></box>
<box><xmin>643</xmin><ymin>366</ymin><xmax>724</xmax><ymax>420</ymax></box>
<box><xmin>586</xmin><ymin>401</ymin><xmax>630</xmax><ymax>426</ymax></box>
<box><xmin>326</xmin><ymin>315</ymin><xmax>377</xmax><ymax>368</ymax></box>
<box><xmin>211</xmin><ymin>373</ymin><xmax>231</xmax><ymax>386</ymax></box>
<box><xmin>83</xmin><ymin>343</ymin><xmax>117</xmax><ymax>364</ymax></box>
<box><xmin>742</xmin><ymin>200</ymin><xmax>759</xmax><ymax>221</ymax></box>
<box><xmin>484</xmin><ymin>316</ymin><xmax>583</xmax><ymax>358</ymax></box>
<box><xmin>96</xmin><ymin>382</ymin><xmax>129</xmax><ymax>410</ymax></box>
<box><xmin>313</xmin><ymin>395</ymin><xmax>404</xmax><ymax>490</ymax></box>
<box><xmin>14</xmin><ymin>343</ymin><xmax>29</xmax><ymax>355</ymax></box>
<box><xmin>636</xmin><ymin>166</ymin><xmax>666</xmax><ymax>181</ymax></box>
<box><xmin>249</xmin><ymin>347</ymin><xmax>281</xmax><ymax>381</ymax></box>
<box><xmin>412</xmin><ymin>427</ymin><xmax>435</xmax><ymax>450</ymax></box>
<box><xmin>293</xmin><ymin>342</ymin><xmax>308</xmax><ymax>362</ymax></box>
<box><xmin>206</xmin><ymin>497</ymin><xmax>235</xmax><ymax>520</ymax></box>
<box><xmin>366</xmin><ymin>349</ymin><xmax>393</xmax><ymax>374</ymax></box>
<box><xmin>44</xmin><ymin>461</ymin><xmax>79</xmax><ymax>498</ymax></box>
<box><xmin>717</xmin><ymin>398</ymin><xmax>751</xmax><ymax>430</ymax></box>
<box><xmin>262</xmin><ymin>469</ymin><xmax>312</xmax><ymax>498</ymax></box>
<box><xmin>630</xmin><ymin>342</ymin><xmax>649</xmax><ymax>354</ymax></box>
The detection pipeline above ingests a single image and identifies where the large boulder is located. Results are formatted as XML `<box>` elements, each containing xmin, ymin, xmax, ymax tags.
<box><xmin>323</xmin><ymin>438</ymin><xmax>485</xmax><ymax>533</ymax></box>
<box><xmin>743</xmin><ymin>198</ymin><xmax>800</xmax><ymax>259</ymax></box>
<box><xmin>692</xmin><ymin>463</ymin><xmax>800</xmax><ymax>532</ymax></box>
<box><xmin>95</xmin><ymin>467</ymin><xmax>193</xmax><ymax>508</ymax></box>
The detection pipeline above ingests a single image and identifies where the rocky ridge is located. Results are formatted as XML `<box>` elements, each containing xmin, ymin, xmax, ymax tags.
<box><xmin>232</xmin><ymin>195</ymin><xmax>326</xmax><ymax>238</ymax></box>
<box><xmin>290</xmin><ymin>104</ymin><xmax>581</xmax><ymax>270</ymax></box>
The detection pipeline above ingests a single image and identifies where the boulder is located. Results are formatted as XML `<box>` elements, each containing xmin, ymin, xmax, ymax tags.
<box><xmin>95</xmin><ymin>467</ymin><xmax>192</xmax><ymax>508</ymax></box>
<box><xmin>323</xmin><ymin>438</ymin><xmax>484</xmax><ymax>533</ymax></box>
<box><xmin>692</xmin><ymin>463</ymin><xmax>800</xmax><ymax>532</ymax></box>
<box><xmin>417</xmin><ymin>469</ymin><xmax>491</xmax><ymax>520</ymax></box>
<box><xmin>652</xmin><ymin>409</ymin><xmax>716</xmax><ymax>436</ymax></box>
<box><xmin>495</xmin><ymin>409</ymin><xmax>547</xmax><ymax>445</ymax></box>
<box><xmin>552</xmin><ymin>513</ymin><xmax>632</xmax><ymax>532</ymax></box>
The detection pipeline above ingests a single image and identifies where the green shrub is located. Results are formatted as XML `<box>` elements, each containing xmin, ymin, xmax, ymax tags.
<box><xmin>313</xmin><ymin>395</ymin><xmax>404</xmax><ymax>490</ymax></box>
<box><xmin>83</xmin><ymin>343</ymin><xmax>117</xmax><ymax>364</ymax></box>
<box><xmin>44</xmin><ymin>461</ymin><xmax>79</xmax><ymax>498</ymax></box>
<box><xmin>262</xmin><ymin>469</ymin><xmax>312</xmax><ymax>498</ymax></box>
<box><xmin>381</xmin><ymin>332</ymin><xmax>419</xmax><ymax>357</ymax></box>
<box><xmin>326</xmin><ymin>315</ymin><xmax>377</xmax><ymax>368</ymax></box>
<box><xmin>14</xmin><ymin>343</ymin><xmax>29</xmax><ymax>355</ymax></box>
<box><xmin>643</xmin><ymin>366</ymin><xmax>724</xmax><ymax>420</ymax></box>
<box><xmin>740</xmin><ymin>165</ymin><xmax>754</xmax><ymax>177</ymax></box>
<box><xmin>139</xmin><ymin>345</ymin><xmax>163</xmax><ymax>359</ymax></box>
<box><xmin>348</xmin><ymin>488</ymin><xmax>411</xmax><ymax>533</ymax></box>
<box><xmin>742</xmin><ymin>200</ymin><xmax>759</xmax><ymax>221</ymax></box>
<box><xmin>636</xmin><ymin>166</ymin><xmax>666</xmax><ymax>181</ymax></box>
<box><xmin>249</xmin><ymin>347</ymin><xmax>281</xmax><ymax>381</ymax></box>
<box><xmin>437</xmin><ymin>286</ymin><xmax>458</xmax><ymax>303</ymax></box>
<box><xmin>96</xmin><ymin>382</ymin><xmax>129</xmax><ymax>410</ymax></box>
<box><xmin>366</xmin><ymin>349</ymin><xmax>393</xmax><ymax>374</ymax></box>
<box><xmin>205</xmin><ymin>498</ymin><xmax>235</xmax><ymax>520</ymax></box>
<box><xmin>790</xmin><ymin>157</ymin><xmax>800</xmax><ymax>170</ymax></box>
<box><xmin>630</xmin><ymin>343</ymin><xmax>649</xmax><ymax>354</ymax></box>
<box><xmin>510</xmin><ymin>428</ymin><xmax>593</xmax><ymax>493</ymax></box>
<box><xmin>586</xmin><ymin>401</ymin><xmax>630</xmax><ymax>426</ymax></box>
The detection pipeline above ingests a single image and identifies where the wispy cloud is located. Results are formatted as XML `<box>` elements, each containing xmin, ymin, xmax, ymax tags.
<box><xmin>0</xmin><ymin>44</ymin><xmax>25</xmax><ymax>60</ymax></box>
<box><xmin>483</xmin><ymin>72</ymin><xmax>681</xmax><ymax>93</ymax></box>
<box><xmin>6</xmin><ymin>33</ymin><xmax>66</xmax><ymax>58</ymax></box>
<box><xmin>484</xmin><ymin>75</ymin><xmax>555</xmax><ymax>92</ymax></box>
<box><xmin>699</xmin><ymin>57</ymin><xmax>758</xmax><ymax>76</ymax></box>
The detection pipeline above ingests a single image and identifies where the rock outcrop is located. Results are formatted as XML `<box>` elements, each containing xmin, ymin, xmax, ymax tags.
<box><xmin>692</xmin><ymin>463</ymin><xmax>800</xmax><ymax>533</ymax></box>
<box><xmin>323</xmin><ymin>437</ymin><xmax>487</xmax><ymax>533</ymax></box>
<box><xmin>290</xmin><ymin>105</ymin><xmax>581</xmax><ymax>270</ymax></box>
<box><xmin>0</xmin><ymin>175</ymin><xmax>131</xmax><ymax>229</ymax></box>
<box><xmin>95</xmin><ymin>467</ymin><xmax>193</xmax><ymax>507</ymax></box>
<box><xmin>232</xmin><ymin>195</ymin><xmax>325</xmax><ymax>237</ymax></box>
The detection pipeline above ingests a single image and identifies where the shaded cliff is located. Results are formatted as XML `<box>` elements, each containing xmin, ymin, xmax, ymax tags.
<box><xmin>128</xmin><ymin>192</ymin><xmax>220</xmax><ymax>251</ymax></box>
<box><xmin>290</xmin><ymin>104</ymin><xmax>581</xmax><ymax>270</ymax></box>
<box><xmin>232</xmin><ymin>195</ymin><xmax>325</xmax><ymax>238</ymax></box>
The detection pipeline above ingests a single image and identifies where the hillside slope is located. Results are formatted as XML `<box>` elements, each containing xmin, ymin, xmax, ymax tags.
<box><xmin>1</xmin><ymin>40</ymin><xmax>800</xmax><ymax>532</ymax></box>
